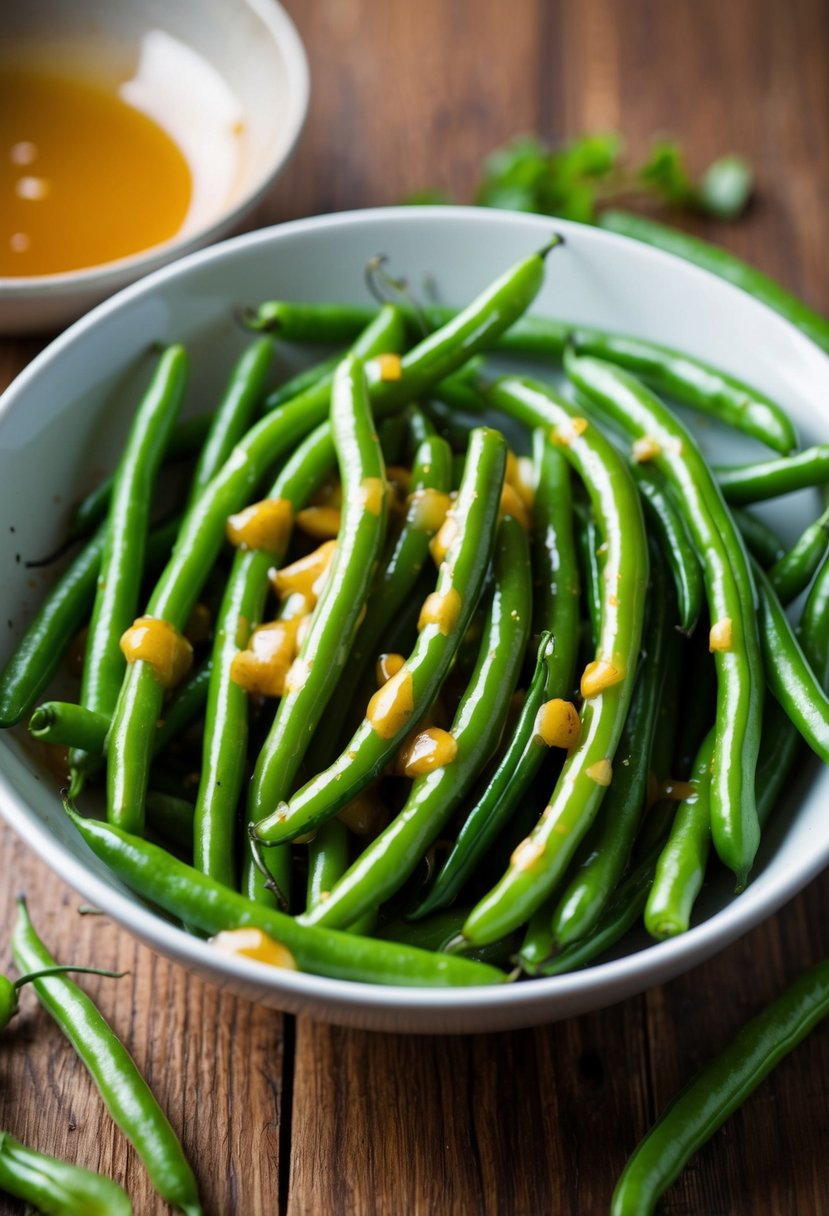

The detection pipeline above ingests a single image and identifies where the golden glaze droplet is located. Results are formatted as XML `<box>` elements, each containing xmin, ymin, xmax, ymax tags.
<box><xmin>709</xmin><ymin>618</ymin><xmax>733</xmax><ymax>652</ymax></box>
<box><xmin>586</xmin><ymin>758</ymin><xmax>613</xmax><ymax>786</ymax></box>
<box><xmin>272</xmin><ymin>540</ymin><xmax>337</xmax><ymax>601</ymax></box>
<box><xmin>376</xmin><ymin>652</ymin><xmax>406</xmax><ymax>685</ymax></box>
<box><xmin>418</xmin><ymin>587</ymin><xmax>462</xmax><ymax>635</ymax></box>
<box><xmin>211</xmin><ymin>927</ymin><xmax>296</xmax><ymax>970</ymax></box>
<box><xmin>429</xmin><ymin>513</ymin><xmax>459</xmax><ymax>564</ymax></box>
<box><xmin>510</xmin><ymin>836</ymin><xmax>546</xmax><ymax>871</ymax></box>
<box><xmin>366</xmin><ymin>667</ymin><xmax>414</xmax><ymax>738</ymax></box>
<box><xmin>230</xmin><ymin>618</ymin><xmax>300</xmax><ymax>697</ymax></box>
<box><xmin>295</xmin><ymin>505</ymin><xmax>341</xmax><ymax>539</ymax></box>
<box><xmin>226</xmin><ymin>497</ymin><xmax>293</xmax><ymax>553</ymax></box>
<box><xmin>533</xmin><ymin>699</ymin><xmax>581</xmax><ymax>749</ymax></box>
<box><xmin>580</xmin><ymin>656</ymin><xmax>626</xmax><ymax>699</ymax></box>
<box><xmin>632</xmin><ymin>435</ymin><xmax>662</xmax><ymax>463</ymax></box>
<box><xmin>372</xmin><ymin>352</ymin><xmax>403</xmax><ymax>381</ymax></box>
<box><xmin>120</xmin><ymin>617</ymin><xmax>193</xmax><ymax>689</ymax></box>
<box><xmin>398</xmin><ymin>727</ymin><xmax>458</xmax><ymax>777</ymax></box>
<box><xmin>408</xmin><ymin>488</ymin><xmax>453</xmax><ymax>533</ymax></box>
<box><xmin>360</xmin><ymin>477</ymin><xmax>386</xmax><ymax>516</ymax></box>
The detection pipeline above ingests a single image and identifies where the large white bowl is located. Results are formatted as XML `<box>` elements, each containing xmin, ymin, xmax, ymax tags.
<box><xmin>0</xmin><ymin>0</ymin><xmax>309</xmax><ymax>333</ymax></box>
<box><xmin>1</xmin><ymin>207</ymin><xmax>828</xmax><ymax>1033</ymax></box>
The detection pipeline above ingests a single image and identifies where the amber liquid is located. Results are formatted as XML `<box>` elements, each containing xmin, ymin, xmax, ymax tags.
<box><xmin>0</xmin><ymin>66</ymin><xmax>192</xmax><ymax>276</ymax></box>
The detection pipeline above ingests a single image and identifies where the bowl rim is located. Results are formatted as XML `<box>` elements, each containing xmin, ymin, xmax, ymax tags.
<box><xmin>0</xmin><ymin>0</ymin><xmax>310</xmax><ymax>298</ymax></box>
<box><xmin>2</xmin><ymin>204</ymin><xmax>829</xmax><ymax>1024</ymax></box>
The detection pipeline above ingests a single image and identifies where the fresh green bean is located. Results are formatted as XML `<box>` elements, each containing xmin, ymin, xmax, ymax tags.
<box><xmin>565</xmin><ymin>352</ymin><xmax>764</xmax><ymax>887</ymax></box>
<box><xmin>11</xmin><ymin>898</ymin><xmax>202</xmax><ymax>1216</ymax></box>
<box><xmin>262</xmin><ymin>353</ymin><xmax>342</xmax><ymax>413</ymax></box>
<box><xmin>632</xmin><ymin>463</ymin><xmax>703</xmax><ymax>634</ymax></box>
<box><xmin>598</xmin><ymin>208</ymin><xmax>829</xmax><ymax>355</ymax></box>
<box><xmin>0</xmin><ymin>1132</ymin><xmax>132</xmax><ymax>1216</ymax></box>
<box><xmin>768</xmin><ymin>505</ymin><xmax>829</xmax><ymax>603</ymax></box>
<box><xmin>300</xmin><ymin>513</ymin><xmax>532</xmax><ymax>930</ymax></box>
<box><xmin>460</xmin><ymin>376</ymin><xmax>648</xmax><ymax>946</ymax></box>
<box><xmin>718</xmin><ymin>446</ymin><xmax>829</xmax><ymax>505</ymax></box>
<box><xmin>67</xmin><ymin>810</ymin><xmax>507</xmax><ymax>987</ymax></box>
<box><xmin>733</xmin><ymin>508</ymin><xmax>786</xmax><ymax>566</ymax></box>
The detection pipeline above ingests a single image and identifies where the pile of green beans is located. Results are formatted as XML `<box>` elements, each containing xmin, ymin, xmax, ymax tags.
<box><xmin>2</xmin><ymin>237</ymin><xmax>829</xmax><ymax>1008</ymax></box>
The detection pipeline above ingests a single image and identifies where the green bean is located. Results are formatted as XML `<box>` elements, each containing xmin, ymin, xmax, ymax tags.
<box><xmin>246</xmin><ymin>300</ymin><xmax>390</xmax><ymax>342</ymax></box>
<box><xmin>306</xmin><ymin>819</ymin><xmax>350</xmax><ymax>913</ymax></box>
<box><xmin>195</xmin><ymin>421</ymin><xmax>337</xmax><ymax>895</ymax></box>
<box><xmin>633</xmin><ymin>463</ymin><xmax>703</xmax><ymax>634</ymax></box>
<box><xmin>105</xmin><ymin>308</ymin><xmax>405</xmax><ymax>836</ymax></box>
<box><xmin>611</xmin><ymin>960</ymin><xmax>829</xmax><ymax>1216</ymax></box>
<box><xmin>245</xmin><ymin>356</ymin><xmax>389</xmax><ymax>892</ymax></box>
<box><xmin>550</xmin><ymin>550</ymin><xmax>673</xmax><ymax>948</ymax></box>
<box><xmin>565</xmin><ymin>352</ymin><xmax>764</xmax><ymax>886</ymax></box>
<box><xmin>307</xmin><ymin>432</ymin><xmax>454</xmax><ymax>770</ymax></box>
<box><xmin>184</xmin><ymin>337</ymin><xmax>274</xmax><ymax>511</ymax></box>
<box><xmin>108</xmin><ymin>242</ymin><xmax>552</xmax><ymax>836</ymax></box>
<box><xmin>598</xmin><ymin>208</ymin><xmax>829</xmax><ymax>355</ymax></box>
<box><xmin>644</xmin><ymin>729</ymin><xmax>715</xmax><ymax>940</ymax></box>
<box><xmin>718</xmin><ymin>445</ymin><xmax>829</xmax><ymax>504</ymax></box>
<box><xmin>145</xmin><ymin>791</ymin><xmax>195</xmax><ymax>853</ymax></box>
<box><xmin>11</xmin><ymin>898</ymin><xmax>202</xmax><ymax>1215</ymax></box>
<box><xmin>262</xmin><ymin>353</ymin><xmax>342</xmax><ymax>413</ymax></box>
<box><xmin>575</xmin><ymin>503</ymin><xmax>603</xmax><ymax>651</ymax></box>
<box><xmin>0</xmin><ymin>1132</ymin><xmax>132</xmax><ymax>1216</ymax></box>
<box><xmin>768</xmin><ymin>505</ymin><xmax>829</xmax><ymax>603</ymax></box>
<box><xmin>69</xmin><ymin>416</ymin><xmax>211</xmax><ymax>541</ymax></box>
<box><xmin>377</xmin><ymin>910</ymin><xmax>518</xmax><ymax>969</ymax></box>
<box><xmin>754</xmin><ymin>560</ymin><xmax>829</xmax><ymax>762</ymax></box>
<box><xmin>460</xmin><ymin>376</ymin><xmax>648</xmax><ymax>946</ymax></box>
<box><xmin>67</xmin><ymin>810</ymin><xmax>506</xmax><ymax>987</ymax></box>
<box><xmin>252</xmin><ymin>426</ymin><xmax>507</xmax><ymax>847</ymax></box>
<box><xmin>300</xmin><ymin>514</ymin><xmax>532</xmax><ymax>930</ymax></box>
<box><xmin>71</xmin><ymin>347</ymin><xmax>188</xmax><ymax>789</ymax></box>
<box><xmin>247</xmin><ymin>298</ymin><xmax>800</xmax><ymax>455</ymax></box>
<box><xmin>29</xmin><ymin>701</ymin><xmax>109</xmax><ymax>752</ymax></box>
<box><xmin>733</xmin><ymin>508</ymin><xmax>786</xmax><ymax>566</ymax></box>
<box><xmin>800</xmin><ymin>550</ymin><xmax>829</xmax><ymax>681</ymax></box>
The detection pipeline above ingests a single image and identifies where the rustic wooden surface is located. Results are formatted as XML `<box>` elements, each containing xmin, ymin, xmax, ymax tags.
<box><xmin>2</xmin><ymin>0</ymin><xmax>829</xmax><ymax>1211</ymax></box>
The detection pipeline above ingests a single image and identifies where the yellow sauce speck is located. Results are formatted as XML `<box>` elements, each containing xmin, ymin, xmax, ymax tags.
<box><xmin>580</xmin><ymin>656</ymin><xmax>626</xmax><ymax>699</ymax></box>
<box><xmin>284</xmin><ymin>657</ymin><xmax>311</xmax><ymax>694</ymax></box>
<box><xmin>376</xmin><ymin>652</ymin><xmax>406</xmax><ymax>685</ymax></box>
<box><xmin>120</xmin><ymin>616</ymin><xmax>193</xmax><ymax>689</ymax></box>
<box><xmin>229</xmin><ymin>617</ymin><xmax>300</xmax><ymax>697</ymax></box>
<box><xmin>586</xmin><ymin>758</ymin><xmax>613</xmax><ymax>786</ymax></box>
<box><xmin>337</xmin><ymin>790</ymin><xmax>388</xmax><ymax>837</ymax></box>
<box><xmin>709</xmin><ymin>618</ymin><xmax>733</xmax><ymax>652</ymax></box>
<box><xmin>398</xmin><ymin>727</ymin><xmax>458</xmax><ymax>777</ymax></box>
<box><xmin>295</xmin><ymin>505</ymin><xmax>341</xmax><ymax>539</ymax></box>
<box><xmin>429</xmin><ymin>513</ymin><xmax>459</xmax><ymax>565</ymax></box>
<box><xmin>373</xmin><ymin>352</ymin><xmax>403</xmax><ymax>381</ymax></box>
<box><xmin>499</xmin><ymin>481</ymin><xmax>532</xmax><ymax>531</ymax></box>
<box><xmin>632</xmin><ymin>435</ymin><xmax>662</xmax><ymax>463</ymax></box>
<box><xmin>408</xmin><ymin>488</ymin><xmax>453</xmax><ymax>534</ymax></box>
<box><xmin>211</xmin><ymin>928</ymin><xmax>296</xmax><ymax>970</ymax></box>
<box><xmin>418</xmin><ymin>587</ymin><xmax>462</xmax><ymax>635</ymax></box>
<box><xmin>226</xmin><ymin>498</ymin><xmax>293</xmax><ymax>554</ymax></box>
<box><xmin>510</xmin><ymin>836</ymin><xmax>546</xmax><ymax>871</ymax></box>
<box><xmin>660</xmin><ymin>778</ymin><xmax>698</xmax><ymax>802</ymax></box>
<box><xmin>360</xmin><ymin>476</ymin><xmax>386</xmax><ymax>516</ymax></box>
<box><xmin>272</xmin><ymin>540</ymin><xmax>337</xmax><ymax>601</ymax></box>
<box><xmin>533</xmin><ymin>699</ymin><xmax>581</xmax><ymax>749</ymax></box>
<box><xmin>366</xmin><ymin>667</ymin><xmax>414</xmax><ymax>738</ymax></box>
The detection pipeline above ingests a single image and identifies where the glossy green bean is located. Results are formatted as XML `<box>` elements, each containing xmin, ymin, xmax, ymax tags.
<box><xmin>611</xmin><ymin>960</ymin><xmax>829</xmax><ymax>1216</ymax></box>
<box><xmin>733</xmin><ymin>508</ymin><xmax>786</xmax><ymax>566</ymax></box>
<box><xmin>67</xmin><ymin>810</ymin><xmax>506</xmax><ymax>987</ymax></box>
<box><xmin>598</xmin><ymin>208</ymin><xmax>829</xmax><ymax>355</ymax></box>
<box><xmin>768</xmin><ymin>505</ymin><xmax>829</xmax><ymax>603</ymax></box>
<box><xmin>0</xmin><ymin>1132</ymin><xmax>132</xmax><ymax>1216</ymax></box>
<box><xmin>565</xmin><ymin>352</ymin><xmax>763</xmax><ymax>886</ymax></box>
<box><xmin>718</xmin><ymin>445</ymin><xmax>829</xmax><ymax>504</ymax></box>
<box><xmin>632</xmin><ymin>463</ymin><xmax>703</xmax><ymax>634</ymax></box>
<box><xmin>460</xmin><ymin>376</ymin><xmax>648</xmax><ymax>946</ymax></box>
<box><xmin>575</xmin><ymin>503</ymin><xmax>603</xmax><ymax>651</ymax></box>
<box><xmin>300</xmin><ymin>514</ymin><xmax>532</xmax><ymax>930</ymax></box>
<box><xmin>262</xmin><ymin>353</ymin><xmax>342</xmax><ymax>413</ymax></box>
<box><xmin>252</xmin><ymin>426</ymin><xmax>507</xmax><ymax>846</ymax></box>
<box><xmin>11</xmin><ymin>898</ymin><xmax>202</xmax><ymax>1215</ymax></box>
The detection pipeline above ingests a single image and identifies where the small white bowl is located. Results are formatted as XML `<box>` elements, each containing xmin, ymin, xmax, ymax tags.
<box><xmin>1</xmin><ymin>207</ymin><xmax>828</xmax><ymax>1033</ymax></box>
<box><xmin>0</xmin><ymin>0</ymin><xmax>309</xmax><ymax>333</ymax></box>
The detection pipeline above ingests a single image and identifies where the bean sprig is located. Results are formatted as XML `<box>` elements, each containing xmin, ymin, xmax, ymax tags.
<box><xmin>2</xmin><ymin>236</ymin><xmax>829</xmax><ymax>1211</ymax></box>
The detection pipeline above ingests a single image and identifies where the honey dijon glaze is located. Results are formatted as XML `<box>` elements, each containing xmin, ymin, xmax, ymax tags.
<box><xmin>119</xmin><ymin>617</ymin><xmax>192</xmax><ymax>689</ymax></box>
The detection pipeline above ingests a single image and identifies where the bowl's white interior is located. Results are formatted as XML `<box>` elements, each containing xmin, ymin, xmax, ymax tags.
<box><xmin>0</xmin><ymin>0</ymin><xmax>308</xmax><ymax>331</ymax></box>
<box><xmin>1</xmin><ymin>207</ymin><xmax>828</xmax><ymax>1033</ymax></box>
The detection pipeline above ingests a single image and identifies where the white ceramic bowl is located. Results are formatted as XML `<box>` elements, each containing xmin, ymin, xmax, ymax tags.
<box><xmin>0</xmin><ymin>0</ymin><xmax>309</xmax><ymax>333</ymax></box>
<box><xmin>1</xmin><ymin>207</ymin><xmax>828</xmax><ymax>1033</ymax></box>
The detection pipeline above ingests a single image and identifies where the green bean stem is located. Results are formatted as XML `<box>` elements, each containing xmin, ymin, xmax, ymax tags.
<box><xmin>0</xmin><ymin>1132</ymin><xmax>132</xmax><ymax>1216</ymax></box>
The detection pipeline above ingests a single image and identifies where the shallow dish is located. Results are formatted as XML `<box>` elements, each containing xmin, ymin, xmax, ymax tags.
<box><xmin>0</xmin><ymin>0</ymin><xmax>309</xmax><ymax>333</ymax></box>
<box><xmin>1</xmin><ymin>206</ymin><xmax>828</xmax><ymax>1033</ymax></box>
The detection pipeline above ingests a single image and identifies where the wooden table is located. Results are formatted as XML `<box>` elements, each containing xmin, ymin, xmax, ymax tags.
<box><xmin>2</xmin><ymin>1</ymin><xmax>829</xmax><ymax>1211</ymax></box>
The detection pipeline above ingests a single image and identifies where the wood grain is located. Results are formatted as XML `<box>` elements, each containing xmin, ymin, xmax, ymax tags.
<box><xmin>1</xmin><ymin>0</ymin><xmax>828</xmax><ymax>1212</ymax></box>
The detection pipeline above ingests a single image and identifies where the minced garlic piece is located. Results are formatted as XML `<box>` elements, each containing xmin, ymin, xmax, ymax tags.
<box><xmin>226</xmin><ymin>497</ymin><xmax>293</xmax><ymax>553</ymax></box>
<box><xmin>534</xmin><ymin>699</ymin><xmax>581</xmax><ymax>749</ymax></box>
<box><xmin>120</xmin><ymin>617</ymin><xmax>193</xmax><ymax>689</ymax></box>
